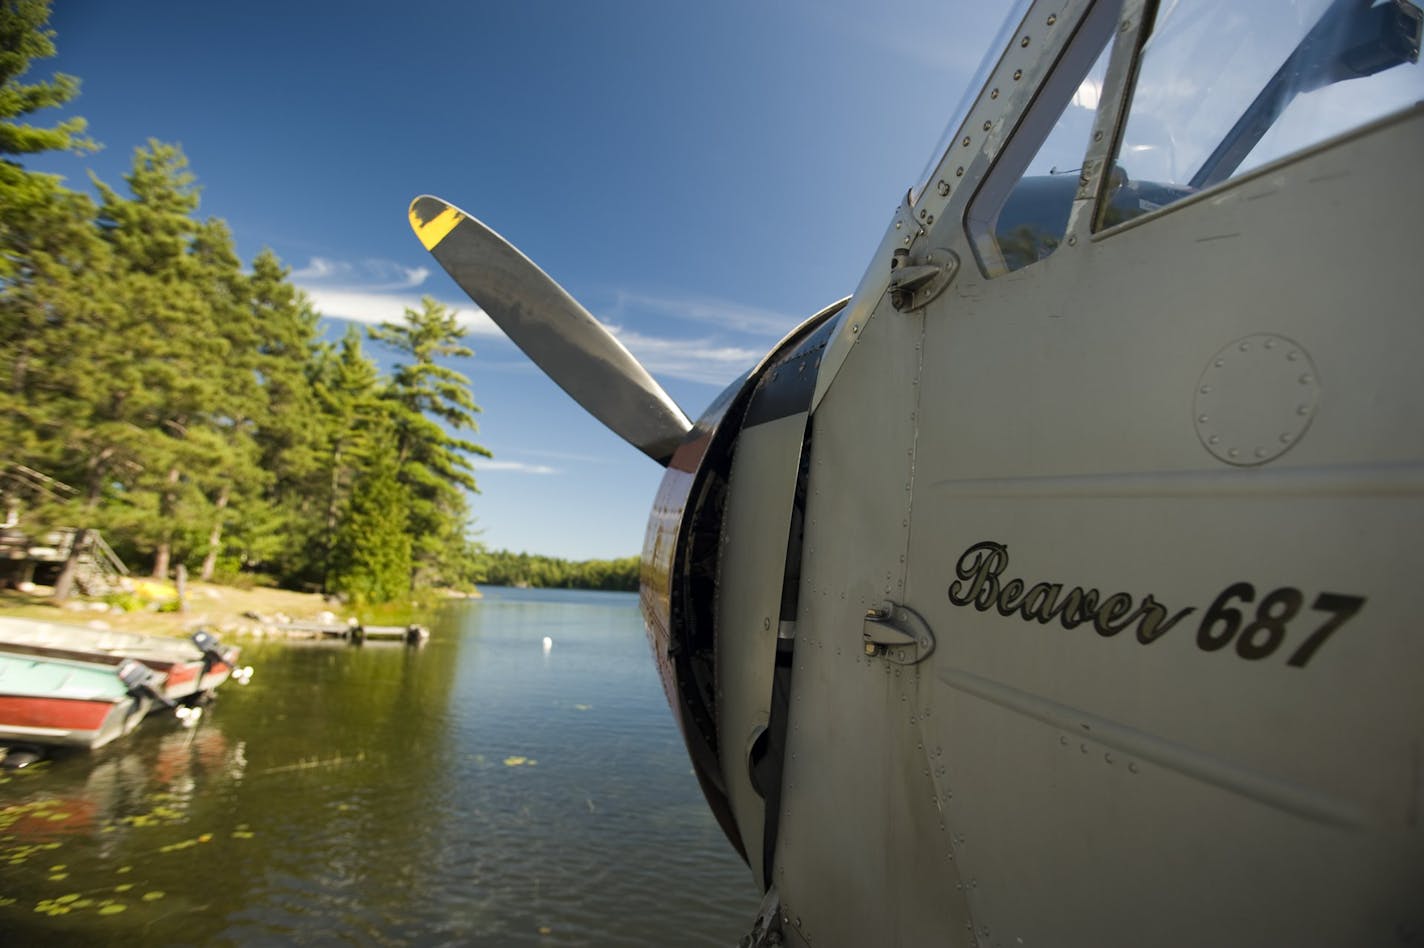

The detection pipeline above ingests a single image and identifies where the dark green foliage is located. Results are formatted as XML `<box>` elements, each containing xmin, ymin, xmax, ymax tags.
<box><xmin>329</xmin><ymin>450</ymin><xmax>412</xmax><ymax>603</ymax></box>
<box><xmin>368</xmin><ymin>297</ymin><xmax>491</xmax><ymax>589</ymax></box>
<box><xmin>472</xmin><ymin>550</ymin><xmax>640</xmax><ymax>592</ymax></box>
<box><xmin>0</xmin><ymin>0</ymin><xmax>94</xmax><ymax>162</ymax></box>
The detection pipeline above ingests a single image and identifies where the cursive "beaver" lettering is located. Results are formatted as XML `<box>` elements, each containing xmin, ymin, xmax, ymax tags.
<box><xmin>948</xmin><ymin>541</ymin><xmax>1194</xmax><ymax>644</ymax></box>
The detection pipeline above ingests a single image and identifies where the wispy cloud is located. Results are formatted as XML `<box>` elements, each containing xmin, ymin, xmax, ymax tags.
<box><xmin>608</xmin><ymin>326</ymin><xmax>761</xmax><ymax>386</ymax></box>
<box><xmin>293</xmin><ymin>256</ymin><xmax>431</xmax><ymax>291</ymax></box>
<box><xmin>474</xmin><ymin>459</ymin><xmax>559</xmax><ymax>475</ymax></box>
<box><xmin>303</xmin><ymin>288</ymin><xmax>502</xmax><ymax>336</ymax></box>
<box><xmin>608</xmin><ymin>291</ymin><xmax>800</xmax><ymax>338</ymax></box>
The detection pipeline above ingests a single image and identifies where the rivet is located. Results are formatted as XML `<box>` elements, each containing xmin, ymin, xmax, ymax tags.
<box><xmin>990</xmin><ymin>87</ymin><xmax>1000</xmax><ymax>99</ymax></box>
<box><xmin>1066</xmin><ymin>234</ymin><xmax>1077</xmax><ymax>246</ymax></box>
<box><xmin>1104</xmin><ymin>752</ymin><xmax>1113</xmax><ymax>764</ymax></box>
<box><xmin>1287</xmin><ymin>351</ymin><xmax>1300</xmax><ymax>361</ymax></box>
<box><xmin>982</xmin><ymin>120</ymin><xmax>991</xmax><ymax>132</ymax></box>
<box><xmin>1128</xmin><ymin>761</ymin><xmax>1139</xmax><ymax>774</ymax></box>
<box><xmin>1208</xmin><ymin>435</ymin><xmax>1220</xmax><ymax>445</ymax></box>
<box><xmin>1297</xmin><ymin>404</ymin><xmax>1309</xmax><ymax>415</ymax></box>
<box><xmin>936</xmin><ymin>180</ymin><xmax>950</xmax><ymax>196</ymax></box>
<box><xmin>1264</xmin><ymin>338</ymin><xmax>1276</xmax><ymax>349</ymax></box>
<box><xmin>1080</xmin><ymin>743</ymin><xmax>1088</xmax><ymax>754</ymax></box>
<box><xmin>1280</xmin><ymin>433</ymin><xmax>1292</xmax><ymax>443</ymax></box>
<box><xmin>1228</xmin><ymin>448</ymin><xmax>1240</xmax><ymax>458</ymax></box>
<box><xmin>1214</xmin><ymin>359</ymin><xmax>1224</xmax><ymax>367</ymax></box>
<box><xmin>1013</xmin><ymin>69</ymin><xmax>1023</xmax><ymax>80</ymax></box>
<box><xmin>1299</xmin><ymin>374</ymin><xmax>1313</xmax><ymax>384</ymax></box>
<box><xmin>919</xmin><ymin>208</ymin><xmax>927</xmax><ymax>220</ymax></box>
<box><xmin>903</xmin><ymin>235</ymin><xmax>911</xmax><ymax>245</ymax></box>
<box><xmin>851</xmin><ymin>323</ymin><xmax>860</xmax><ymax>333</ymax></box>
<box><xmin>1120</xmin><ymin>18</ymin><xmax>1132</xmax><ymax>32</ymax></box>
<box><xmin>1198</xmin><ymin>414</ymin><xmax>1209</xmax><ymax>424</ymax></box>
<box><xmin>1200</xmin><ymin>385</ymin><xmax>1211</xmax><ymax>394</ymax></box>
<box><xmin>1046</xmin><ymin>13</ymin><xmax>1057</xmax><ymax>25</ymax></box>
<box><xmin>1060</xmin><ymin>735</ymin><xmax>1068</xmax><ymax>746</ymax></box>
<box><xmin>1020</xmin><ymin>35</ymin><xmax>1030</xmax><ymax>47</ymax></box>
<box><xmin>956</xmin><ymin>166</ymin><xmax>964</xmax><ymax>177</ymax></box>
<box><xmin>1093</xmin><ymin>130</ymin><xmax>1103</xmax><ymax>141</ymax></box>
<box><xmin>962</xmin><ymin>135</ymin><xmax>971</xmax><ymax>148</ymax></box>
<box><xmin>895</xmin><ymin>220</ymin><xmax>902</xmax><ymax>230</ymax></box>
<box><xmin>1239</xmin><ymin>342</ymin><xmax>1250</xmax><ymax>351</ymax></box>
<box><xmin>1255</xmin><ymin>446</ymin><xmax>1268</xmax><ymax>458</ymax></box>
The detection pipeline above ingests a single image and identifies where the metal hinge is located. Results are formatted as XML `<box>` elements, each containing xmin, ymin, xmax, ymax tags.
<box><xmin>739</xmin><ymin>886</ymin><xmax>784</xmax><ymax>948</ymax></box>
<box><xmin>889</xmin><ymin>247</ymin><xmax>958</xmax><ymax>312</ymax></box>
<box><xmin>862</xmin><ymin>601</ymin><xmax>936</xmax><ymax>665</ymax></box>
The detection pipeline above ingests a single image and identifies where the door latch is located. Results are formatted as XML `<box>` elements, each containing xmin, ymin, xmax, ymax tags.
<box><xmin>863</xmin><ymin>601</ymin><xmax>935</xmax><ymax>665</ymax></box>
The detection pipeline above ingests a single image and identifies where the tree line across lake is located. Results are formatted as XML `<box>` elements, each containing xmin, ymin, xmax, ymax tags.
<box><xmin>0</xmin><ymin>2</ymin><xmax>633</xmax><ymax>600</ymax></box>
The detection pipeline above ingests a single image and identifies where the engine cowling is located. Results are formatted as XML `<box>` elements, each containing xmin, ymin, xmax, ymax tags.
<box><xmin>639</xmin><ymin>299</ymin><xmax>846</xmax><ymax>876</ymax></box>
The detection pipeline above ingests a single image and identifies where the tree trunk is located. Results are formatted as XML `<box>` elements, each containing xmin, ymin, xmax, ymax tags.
<box><xmin>85</xmin><ymin>447</ymin><xmax>115</xmax><ymax>510</ymax></box>
<box><xmin>52</xmin><ymin>528</ymin><xmax>91</xmax><ymax>602</ymax></box>
<box><xmin>321</xmin><ymin>443</ymin><xmax>343</xmax><ymax>594</ymax></box>
<box><xmin>199</xmin><ymin>483</ymin><xmax>230</xmax><ymax>581</ymax></box>
<box><xmin>151</xmin><ymin>465</ymin><xmax>181</xmax><ymax>579</ymax></box>
<box><xmin>174</xmin><ymin>563</ymin><xmax>187</xmax><ymax>613</ymax></box>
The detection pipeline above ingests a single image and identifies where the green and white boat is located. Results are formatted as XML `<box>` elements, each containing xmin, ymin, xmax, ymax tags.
<box><xmin>0</xmin><ymin>650</ymin><xmax>152</xmax><ymax>749</ymax></box>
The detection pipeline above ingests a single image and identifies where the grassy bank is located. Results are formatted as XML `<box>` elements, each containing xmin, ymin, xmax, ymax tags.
<box><xmin>0</xmin><ymin>582</ymin><xmax>336</xmax><ymax>639</ymax></box>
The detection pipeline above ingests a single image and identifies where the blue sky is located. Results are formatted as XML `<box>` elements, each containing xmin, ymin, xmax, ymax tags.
<box><xmin>30</xmin><ymin>1</ymin><xmax>1005</xmax><ymax>560</ymax></box>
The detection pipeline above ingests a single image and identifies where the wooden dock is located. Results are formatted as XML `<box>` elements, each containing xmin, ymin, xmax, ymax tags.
<box><xmin>274</xmin><ymin>621</ymin><xmax>429</xmax><ymax>645</ymax></box>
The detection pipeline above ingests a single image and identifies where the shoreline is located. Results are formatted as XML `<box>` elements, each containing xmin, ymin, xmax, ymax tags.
<box><xmin>0</xmin><ymin>582</ymin><xmax>472</xmax><ymax>641</ymax></box>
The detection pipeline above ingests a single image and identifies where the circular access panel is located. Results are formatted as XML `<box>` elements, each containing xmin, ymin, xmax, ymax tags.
<box><xmin>1193</xmin><ymin>334</ymin><xmax>1319</xmax><ymax>467</ymax></box>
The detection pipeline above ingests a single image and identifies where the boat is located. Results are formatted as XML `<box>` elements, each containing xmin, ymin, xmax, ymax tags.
<box><xmin>0</xmin><ymin>650</ymin><xmax>153</xmax><ymax>750</ymax></box>
<box><xmin>0</xmin><ymin>616</ymin><xmax>247</xmax><ymax>706</ymax></box>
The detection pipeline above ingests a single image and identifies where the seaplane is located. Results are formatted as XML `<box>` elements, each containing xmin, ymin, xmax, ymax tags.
<box><xmin>409</xmin><ymin>0</ymin><xmax>1424</xmax><ymax>943</ymax></box>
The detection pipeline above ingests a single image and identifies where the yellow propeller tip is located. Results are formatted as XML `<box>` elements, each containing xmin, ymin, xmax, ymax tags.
<box><xmin>408</xmin><ymin>198</ymin><xmax>464</xmax><ymax>251</ymax></box>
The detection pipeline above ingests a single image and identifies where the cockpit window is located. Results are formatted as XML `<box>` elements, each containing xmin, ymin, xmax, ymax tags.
<box><xmin>965</xmin><ymin>0</ymin><xmax>1123</xmax><ymax>277</ymax></box>
<box><xmin>1100</xmin><ymin>0</ymin><xmax>1423</xmax><ymax>229</ymax></box>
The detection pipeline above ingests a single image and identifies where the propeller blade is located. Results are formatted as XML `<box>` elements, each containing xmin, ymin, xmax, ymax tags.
<box><xmin>409</xmin><ymin>195</ymin><xmax>692</xmax><ymax>466</ymax></box>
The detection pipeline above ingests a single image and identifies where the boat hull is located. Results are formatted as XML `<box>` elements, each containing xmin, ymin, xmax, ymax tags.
<box><xmin>0</xmin><ymin>651</ymin><xmax>152</xmax><ymax>749</ymax></box>
<box><xmin>0</xmin><ymin>616</ymin><xmax>236</xmax><ymax>703</ymax></box>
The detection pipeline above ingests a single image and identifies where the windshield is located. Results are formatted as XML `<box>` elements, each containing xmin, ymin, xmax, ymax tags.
<box><xmin>1105</xmin><ymin>0</ymin><xmax>1422</xmax><ymax>225</ymax></box>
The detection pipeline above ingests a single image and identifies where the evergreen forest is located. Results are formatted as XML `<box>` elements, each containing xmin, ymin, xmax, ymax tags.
<box><xmin>0</xmin><ymin>2</ymin><xmax>636</xmax><ymax>598</ymax></box>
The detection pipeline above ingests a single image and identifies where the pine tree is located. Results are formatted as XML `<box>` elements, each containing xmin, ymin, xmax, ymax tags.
<box><xmin>309</xmin><ymin>326</ymin><xmax>387</xmax><ymax>591</ymax></box>
<box><xmin>238</xmin><ymin>248</ymin><xmax>325</xmax><ymax>582</ymax></box>
<box><xmin>329</xmin><ymin>447</ymin><xmax>412</xmax><ymax>604</ymax></box>
<box><xmin>0</xmin><ymin>0</ymin><xmax>105</xmax><ymax>493</ymax></box>
<box><xmin>0</xmin><ymin>0</ymin><xmax>95</xmax><ymax>280</ymax></box>
<box><xmin>190</xmin><ymin>217</ymin><xmax>268</xmax><ymax>581</ymax></box>
<box><xmin>92</xmin><ymin>142</ymin><xmax>226</xmax><ymax>577</ymax></box>
<box><xmin>368</xmin><ymin>296</ymin><xmax>490</xmax><ymax>587</ymax></box>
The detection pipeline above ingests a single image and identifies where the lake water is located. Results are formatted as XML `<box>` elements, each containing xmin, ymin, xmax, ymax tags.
<box><xmin>0</xmin><ymin>587</ymin><xmax>756</xmax><ymax>945</ymax></box>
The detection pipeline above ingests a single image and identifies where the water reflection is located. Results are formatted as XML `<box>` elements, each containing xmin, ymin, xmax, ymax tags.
<box><xmin>0</xmin><ymin>588</ymin><xmax>753</xmax><ymax>944</ymax></box>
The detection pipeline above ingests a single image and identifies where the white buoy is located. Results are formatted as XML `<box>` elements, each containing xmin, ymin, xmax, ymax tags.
<box><xmin>542</xmin><ymin>635</ymin><xmax>553</xmax><ymax>654</ymax></box>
